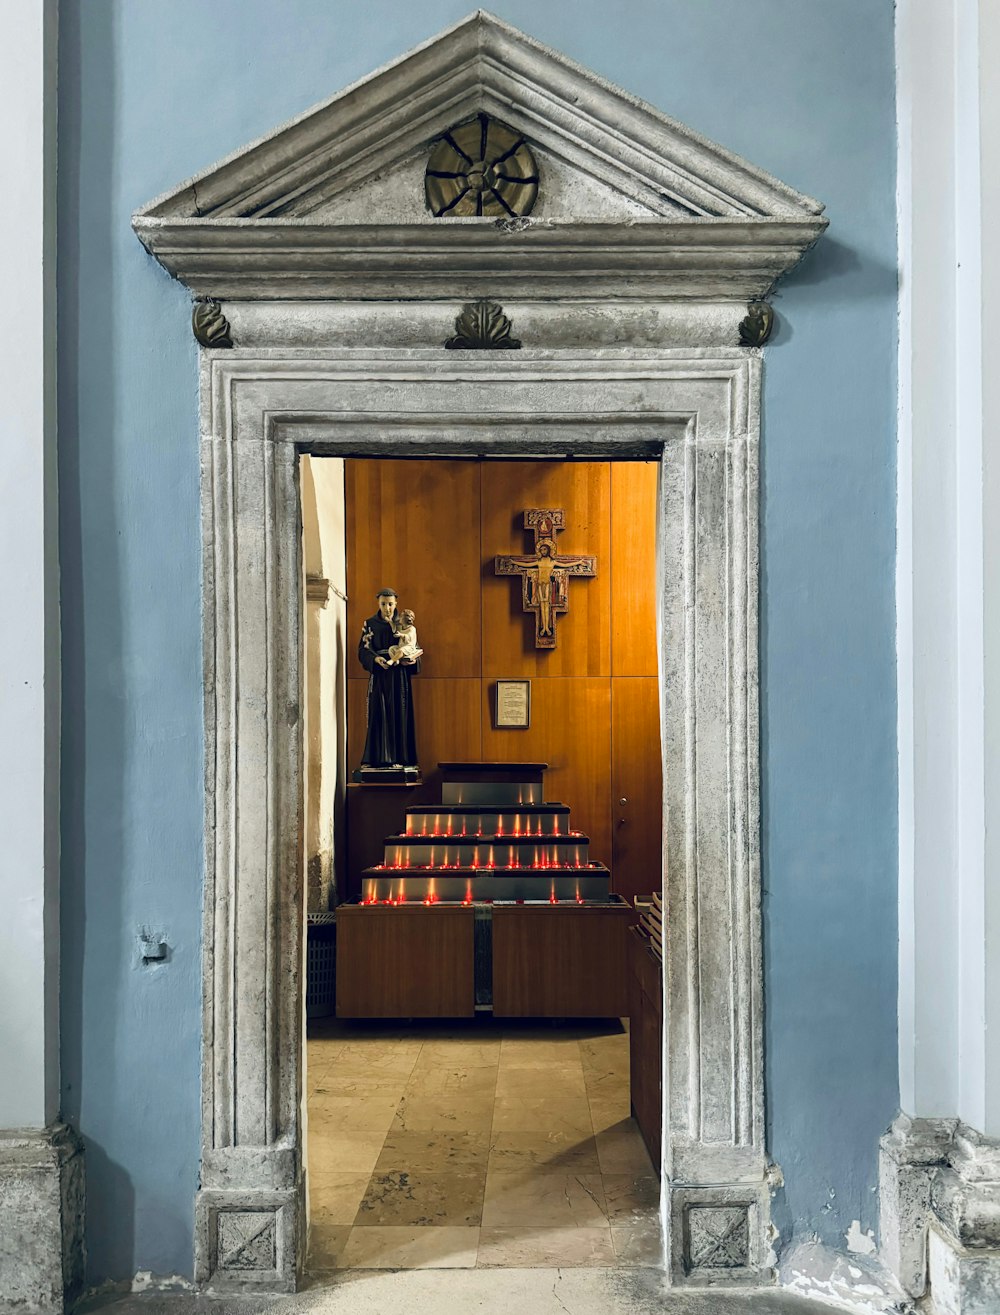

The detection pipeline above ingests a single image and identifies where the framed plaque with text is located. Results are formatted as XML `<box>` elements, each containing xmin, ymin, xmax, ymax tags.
<box><xmin>494</xmin><ymin>680</ymin><xmax>531</xmax><ymax>730</ymax></box>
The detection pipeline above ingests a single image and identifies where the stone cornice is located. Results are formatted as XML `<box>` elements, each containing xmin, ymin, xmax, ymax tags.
<box><xmin>132</xmin><ymin>215</ymin><xmax>825</xmax><ymax>302</ymax></box>
<box><xmin>132</xmin><ymin>11</ymin><xmax>826</xmax><ymax>303</ymax></box>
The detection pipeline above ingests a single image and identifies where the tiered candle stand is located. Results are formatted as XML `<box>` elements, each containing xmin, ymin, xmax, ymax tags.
<box><xmin>336</xmin><ymin>762</ymin><xmax>632</xmax><ymax>1018</ymax></box>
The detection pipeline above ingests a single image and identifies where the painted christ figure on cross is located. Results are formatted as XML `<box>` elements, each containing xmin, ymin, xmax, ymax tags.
<box><xmin>494</xmin><ymin>509</ymin><xmax>597</xmax><ymax>649</ymax></box>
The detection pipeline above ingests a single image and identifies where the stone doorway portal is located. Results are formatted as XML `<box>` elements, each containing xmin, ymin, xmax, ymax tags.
<box><xmin>131</xmin><ymin>10</ymin><xmax>825</xmax><ymax>1290</ymax></box>
<box><xmin>188</xmin><ymin>349</ymin><xmax>768</xmax><ymax>1288</ymax></box>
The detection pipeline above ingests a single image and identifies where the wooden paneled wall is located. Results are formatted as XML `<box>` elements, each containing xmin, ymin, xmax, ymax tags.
<box><xmin>345</xmin><ymin>459</ymin><xmax>662</xmax><ymax>902</ymax></box>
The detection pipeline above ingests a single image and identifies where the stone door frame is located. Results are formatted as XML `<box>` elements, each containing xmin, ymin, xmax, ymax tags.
<box><xmin>194</xmin><ymin>345</ymin><xmax>769</xmax><ymax>1290</ymax></box>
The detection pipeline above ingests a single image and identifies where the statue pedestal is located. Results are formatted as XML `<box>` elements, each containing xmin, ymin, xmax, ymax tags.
<box><xmin>354</xmin><ymin>765</ymin><xmax>421</xmax><ymax>785</ymax></box>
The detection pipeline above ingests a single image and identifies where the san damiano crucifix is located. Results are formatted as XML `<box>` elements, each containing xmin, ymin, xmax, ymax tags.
<box><xmin>494</xmin><ymin>509</ymin><xmax>597</xmax><ymax>649</ymax></box>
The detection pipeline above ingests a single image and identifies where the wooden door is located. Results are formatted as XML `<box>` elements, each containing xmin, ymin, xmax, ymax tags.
<box><xmin>611</xmin><ymin>677</ymin><xmax>663</xmax><ymax>904</ymax></box>
<box><xmin>609</xmin><ymin>462</ymin><xmax>662</xmax><ymax>901</ymax></box>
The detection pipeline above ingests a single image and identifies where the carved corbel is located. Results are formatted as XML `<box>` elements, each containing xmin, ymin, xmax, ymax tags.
<box><xmin>192</xmin><ymin>298</ymin><xmax>233</xmax><ymax>349</ymax></box>
<box><xmin>738</xmin><ymin>301</ymin><xmax>774</xmax><ymax>347</ymax></box>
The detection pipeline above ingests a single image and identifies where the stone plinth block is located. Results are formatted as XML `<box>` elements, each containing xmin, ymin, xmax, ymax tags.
<box><xmin>928</xmin><ymin>1220</ymin><xmax>1000</xmax><ymax>1315</ymax></box>
<box><xmin>0</xmin><ymin>1124</ymin><xmax>85</xmax><ymax>1312</ymax></box>
<box><xmin>195</xmin><ymin>1188</ymin><xmax>300</xmax><ymax>1292</ymax></box>
<box><xmin>669</xmin><ymin>1183</ymin><xmax>772</xmax><ymax>1286</ymax></box>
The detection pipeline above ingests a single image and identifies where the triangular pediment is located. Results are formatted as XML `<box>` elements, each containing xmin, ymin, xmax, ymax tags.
<box><xmin>134</xmin><ymin>11</ymin><xmax>826</xmax><ymax>300</ymax></box>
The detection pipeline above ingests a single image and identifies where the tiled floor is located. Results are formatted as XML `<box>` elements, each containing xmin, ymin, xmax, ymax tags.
<box><xmin>306</xmin><ymin>1018</ymin><xmax>661</xmax><ymax>1272</ymax></box>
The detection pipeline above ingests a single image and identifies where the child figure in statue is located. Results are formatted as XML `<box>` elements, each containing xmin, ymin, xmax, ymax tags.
<box><xmin>387</xmin><ymin>609</ymin><xmax>423</xmax><ymax>665</ymax></box>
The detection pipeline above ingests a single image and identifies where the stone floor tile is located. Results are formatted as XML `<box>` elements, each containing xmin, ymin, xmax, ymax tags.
<box><xmin>601</xmin><ymin>1172</ymin><xmax>661</xmax><ymax>1222</ymax></box>
<box><xmin>579</xmin><ymin>1033</ymin><xmax>629</xmax><ymax>1065</ymax></box>
<box><xmin>308</xmin><ymin>1132</ymin><xmax>387</xmax><ymax>1176</ymax></box>
<box><xmin>486</xmin><ymin>1131</ymin><xmax>600</xmax><ymax>1174</ymax></box>
<box><xmin>477</xmin><ymin>1225</ymin><xmax>617</xmax><ymax>1267</ymax></box>
<box><xmin>308</xmin><ymin>1082</ymin><xmax>409</xmax><ymax>1109</ymax></box>
<box><xmin>498</xmin><ymin>1038</ymin><xmax>586</xmax><ymax>1067</ymax></box>
<box><xmin>375</xmin><ymin>1130</ymin><xmax>491</xmax><ymax>1174</ymax></box>
<box><xmin>611</xmin><ymin>1219</ymin><xmax>664</xmax><ymax>1266</ymax></box>
<box><xmin>494</xmin><ymin>1066</ymin><xmax>589</xmax><ymax>1100</ymax></box>
<box><xmin>595</xmin><ymin>1122</ymin><xmax>655</xmax><ymax>1175</ymax></box>
<box><xmin>315</xmin><ymin>1024</ymin><xmax>424</xmax><ymax>1046</ymax></box>
<box><xmin>354</xmin><ymin>1168</ymin><xmax>487</xmax><ymax>1227</ymax></box>
<box><xmin>414</xmin><ymin>1042</ymin><xmax>500</xmax><ymax>1068</ymax></box>
<box><xmin>312</xmin><ymin>1047</ymin><xmax>422</xmax><ymax>1079</ymax></box>
<box><xmin>581</xmin><ymin>1060</ymin><xmax>630</xmax><ymax>1097</ymax></box>
<box><xmin>339</xmin><ymin>1224</ymin><xmax>481</xmax><ymax>1269</ymax></box>
<box><xmin>306</xmin><ymin>1222</ymin><xmax>351</xmax><ymax>1271</ymax></box>
<box><xmin>308</xmin><ymin>1172</ymin><xmax>374</xmax><ymax>1225</ymax></box>
<box><xmin>491</xmin><ymin>1096</ymin><xmax>594</xmax><ymax>1136</ymax></box>
<box><xmin>482</xmin><ymin>1170</ymin><xmax>607</xmax><ymax>1228</ymax></box>
<box><xmin>403</xmin><ymin>1066</ymin><xmax>499</xmax><ymax>1099</ymax></box>
<box><xmin>310</xmin><ymin>1095</ymin><xmax>401</xmax><ymax>1134</ymax></box>
<box><xmin>392</xmin><ymin>1094</ymin><xmax>495</xmax><ymax>1133</ymax></box>
<box><xmin>588</xmin><ymin>1095</ymin><xmax>632</xmax><ymax>1133</ymax></box>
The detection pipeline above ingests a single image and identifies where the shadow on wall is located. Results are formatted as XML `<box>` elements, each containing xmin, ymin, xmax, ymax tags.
<box><xmin>59</xmin><ymin>0</ymin><xmax>204</xmax><ymax>1285</ymax></box>
<box><xmin>58</xmin><ymin>0</ymin><xmax>130</xmax><ymax>1285</ymax></box>
<box><xmin>758</xmin><ymin>218</ymin><xmax>900</xmax><ymax>1253</ymax></box>
<box><xmin>769</xmin><ymin>234</ymin><xmax>897</xmax><ymax>347</ymax></box>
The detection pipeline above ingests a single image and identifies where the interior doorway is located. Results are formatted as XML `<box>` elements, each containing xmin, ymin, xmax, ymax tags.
<box><xmin>191</xmin><ymin>348</ymin><xmax>768</xmax><ymax>1289</ymax></box>
<box><xmin>300</xmin><ymin>454</ymin><xmax>665</xmax><ymax>1273</ymax></box>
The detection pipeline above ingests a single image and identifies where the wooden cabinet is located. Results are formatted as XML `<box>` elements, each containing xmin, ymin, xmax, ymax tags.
<box><xmin>492</xmin><ymin>903</ymin><xmax>631</xmax><ymax>1018</ymax></box>
<box><xmin>335</xmin><ymin>901</ymin><xmax>632</xmax><ymax>1019</ymax></box>
<box><xmin>627</xmin><ymin>926</ymin><xmax>662</xmax><ymax>1173</ymax></box>
<box><xmin>336</xmin><ymin>905</ymin><xmax>474</xmax><ymax>1018</ymax></box>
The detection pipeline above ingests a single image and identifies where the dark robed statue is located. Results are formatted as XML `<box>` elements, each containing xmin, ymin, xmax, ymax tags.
<box><xmin>358</xmin><ymin>588</ymin><xmax>420</xmax><ymax>769</ymax></box>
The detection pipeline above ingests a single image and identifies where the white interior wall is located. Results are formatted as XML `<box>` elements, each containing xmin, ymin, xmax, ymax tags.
<box><xmin>978</xmin><ymin>0</ymin><xmax>1000</xmax><ymax>1138</ymax></box>
<box><xmin>0</xmin><ymin>0</ymin><xmax>60</xmax><ymax>1131</ymax></box>
<box><xmin>897</xmin><ymin>0</ymin><xmax>1000</xmax><ymax>1135</ymax></box>
<box><xmin>300</xmin><ymin>456</ymin><xmax>347</xmax><ymax>911</ymax></box>
<box><xmin>313</xmin><ymin>457</ymin><xmax>347</xmax><ymax>907</ymax></box>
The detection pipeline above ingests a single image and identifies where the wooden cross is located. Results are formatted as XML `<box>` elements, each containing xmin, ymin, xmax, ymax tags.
<box><xmin>494</xmin><ymin>509</ymin><xmax>597</xmax><ymax>649</ymax></box>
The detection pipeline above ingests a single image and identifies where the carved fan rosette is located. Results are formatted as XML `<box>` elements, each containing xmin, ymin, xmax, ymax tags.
<box><xmin>426</xmin><ymin>112</ymin><xmax>539</xmax><ymax>218</ymax></box>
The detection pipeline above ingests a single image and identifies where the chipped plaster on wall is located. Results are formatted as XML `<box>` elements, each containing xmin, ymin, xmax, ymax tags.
<box><xmin>847</xmin><ymin>1221</ymin><xmax>878</xmax><ymax>1257</ymax></box>
<box><xmin>780</xmin><ymin>1238</ymin><xmax>911</xmax><ymax>1315</ymax></box>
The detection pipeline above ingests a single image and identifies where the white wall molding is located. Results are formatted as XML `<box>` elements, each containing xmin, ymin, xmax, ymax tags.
<box><xmin>896</xmin><ymin>0</ymin><xmax>999</xmax><ymax>1139</ymax></box>
<box><xmin>0</xmin><ymin>0</ymin><xmax>60</xmax><ymax>1139</ymax></box>
<box><xmin>893</xmin><ymin>0</ymin><xmax>1000</xmax><ymax>1307</ymax></box>
<box><xmin>0</xmin><ymin>2</ymin><xmax>86</xmax><ymax>1310</ymax></box>
<box><xmin>982</xmin><ymin>0</ymin><xmax>1000</xmax><ymax>1151</ymax></box>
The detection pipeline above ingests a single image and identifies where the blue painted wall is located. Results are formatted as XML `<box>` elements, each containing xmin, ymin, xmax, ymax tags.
<box><xmin>59</xmin><ymin>0</ymin><xmax>898</xmax><ymax>1283</ymax></box>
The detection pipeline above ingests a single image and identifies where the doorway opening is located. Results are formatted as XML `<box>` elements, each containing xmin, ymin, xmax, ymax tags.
<box><xmin>300</xmin><ymin>454</ymin><xmax>665</xmax><ymax>1273</ymax></box>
